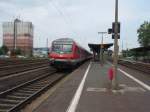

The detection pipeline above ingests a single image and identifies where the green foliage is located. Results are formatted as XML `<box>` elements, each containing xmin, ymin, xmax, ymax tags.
<box><xmin>122</xmin><ymin>49</ymin><xmax>139</xmax><ymax>59</ymax></box>
<box><xmin>0</xmin><ymin>48</ymin><xmax>3</xmax><ymax>55</ymax></box>
<box><xmin>122</xmin><ymin>50</ymin><xmax>127</xmax><ymax>57</ymax></box>
<box><xmin>137</xmin><ymin>21</ymin><xmax>150</xmax><ymax>47</ymax></box>
<box><xmin>0</xmin><ymin>45</ymin><xmax>9</xmax><ymax>55</ymax></box>
<box><xmin>14</xmin><ymin>48</ymin><xmax>22</xmax><ymax>55</ymax></box>
<box><xmin>10</xmin><ymin>48</ymin><xmax>22</xmax><ymax>56</ymax></box>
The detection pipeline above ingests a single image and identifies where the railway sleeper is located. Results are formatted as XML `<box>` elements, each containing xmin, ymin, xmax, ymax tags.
<box><xmin>11</xmin><ymin>92</ymin><xmax>31</xmax><ymax>97</ymax></box>
<box><xmin>6</xmin><ymin>95</ymin><xmax>26</xmax><ymax>100</ymax></box>
<box><xmin>21</xmin><ymin>88</ymin><xmax>40</xmax><ymax>91</ymax></box>
<box><xmin>0</xmin><ymin>65</ymin><xmax>48</xmax><ymax>76</ymax></box>
<box><xmin>35</xmin><ymin>82</ymin><xmax>49</xmax><ymax>86</ymax></box>
<box><xmin>0</xmin><ymin>103</ymin><xmax>15</xmax><ymax>109</ymax></box>
<box><xmin>17</xmin><ymin>90</ymin><xmax>35</xmax><ymax>94</ymax></box>
<box><xmin>27</xmin><ymin>85</ymin><xmax>44</xmax><ymax>89</ymax></box>
<box><xmin>25</xmin><ymin>86</ymin><xmax>43</xmax><ymax>90</ymax></box>
<box><xmin>0</xmin><ymin>98</ymin><xmax>20</xmax><ymax>104</ymax></box>
<box><xmin>0</xmin><ymin>109</ymin><xmax>9</xmax><ymax>112</ymax></box>
<box><xmin>36</xmin><ymin>79</ymin><xmax>50</xmax><ymax>82</ymax></box>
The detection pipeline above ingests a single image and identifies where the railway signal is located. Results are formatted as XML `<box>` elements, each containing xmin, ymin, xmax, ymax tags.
<box><xmin>108</xmin><ymin>28</ymin><xmax>113</xmax><ymax>34</ymax></box>
<box><xmin>112</xmin><ymin>34</ymin><xmax>120</xmax><ymax>39</ymax></box>
<box><xmin>112</xmin><ymin>22</ymin><xmax>120</xmax><ymax>33</ymax></box>
<box><xmin>108</xmin><ymin>22</ymin><xmax>121</xmax><ymax>39</ymax></box>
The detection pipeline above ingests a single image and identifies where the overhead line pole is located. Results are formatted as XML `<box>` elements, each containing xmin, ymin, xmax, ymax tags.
<box><xmin>98</xmin><ymin>32</ymin><xmax>107</xmax><ymax>64</ymax></box>
<box><xmin>112</xmin><ymin>0</ymin><xmax>119</xmax><ymax>89</ymax></box>
<box><xmin>13</xmin><ymin>19</ymin><xmax>17</xmax><ymax>50</ymax></box>
<box><xmin>46</xmin><ymin>38</ymin><xmax>48</xmax><ymax>48</ymax></box>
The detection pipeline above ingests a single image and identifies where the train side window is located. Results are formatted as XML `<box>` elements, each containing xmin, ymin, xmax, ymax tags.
<box><xmin>76</xmin><ymin>47</ymin><xmax>80</xmax><ymax>55</ymax></box>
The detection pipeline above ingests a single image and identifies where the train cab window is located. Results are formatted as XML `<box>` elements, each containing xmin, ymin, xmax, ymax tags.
<box><xmin>52</xmin><ymin>44</ymin><xmax>62</xmax><ymax>53</ymax></box>
<box><xmin>52</xmin><ymin>44</ymin><xmax>72</xmax><ymax>53</ymax></box>
<box><xmin>62</xmin><ymin>44</ymin><xmax>72</xmax><ymax>53</ymax></box>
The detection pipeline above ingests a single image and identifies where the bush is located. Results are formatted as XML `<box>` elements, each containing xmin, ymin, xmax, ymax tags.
<box><xmin>0</xmin><ymin>45</ymin><xmax>9</xmax><ymax>55</ymax></box>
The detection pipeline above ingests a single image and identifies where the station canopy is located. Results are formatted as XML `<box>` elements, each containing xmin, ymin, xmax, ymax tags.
<box><xmin>88</xmin><ymin>43</ymin><xmax>113</xmax><ymax>53</ymax></box>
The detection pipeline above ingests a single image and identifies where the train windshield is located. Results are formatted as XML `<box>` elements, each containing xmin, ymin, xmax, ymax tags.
<box><xmin>52</xmin><ymin>44</ymin><xmax>72</xmax><ymax>53</ymax></box>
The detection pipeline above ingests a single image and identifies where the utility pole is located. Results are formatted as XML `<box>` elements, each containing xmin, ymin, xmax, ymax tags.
<box><xmin>46</xmin><ymin>38</ymin><xmax>49</xmax><ymax>54</ymax></box>
<box><xmin>122</xmin><ymin>40</ymin><xmax>123</xmax><ymax>51</ymax></box>
<box><xmin>112</xmin><ymin>0</ymin><xmax>119</xmax><ymax>89</ymax></box>
<box><xmin>13</xmin><ymin>19</ymin><xmax>17</xmax><ymax>50</ymax></box>
<box><xmin>98</xmin><ymin>32</ymin><xmax>107</xmax><ymax>64</ymax></box>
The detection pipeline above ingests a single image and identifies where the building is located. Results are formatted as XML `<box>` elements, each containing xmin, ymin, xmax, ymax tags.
<box><xmin>3</xmin><ymin>18</ymin><xmax>33</xmax><ymax>56</ymax></box>
<box><xmin>33</xmin><ymin>47</ymin><xmax>49</xmax><ymax>58</ymax></box>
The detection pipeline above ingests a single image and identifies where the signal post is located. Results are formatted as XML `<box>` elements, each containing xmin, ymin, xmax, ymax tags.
<box><xmin>108</xmin><ymin>0</ymin><xmax>120</xmax><ymax>89</ymax></box>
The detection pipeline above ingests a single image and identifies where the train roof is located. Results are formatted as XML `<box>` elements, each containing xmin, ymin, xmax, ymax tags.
<box><xmin>52</xmin><ymin>38</ymin><xmax>74</xmax><ymax>44</ymax></box>
<box><xmin>52</xmin><ymin>38</ymin><xmax>90</xmax><ymax>53</ymax></box>
<box><xmin>53</xmin><ymin>38</ymin><xmax>74</xmax><ymax>42</ymax></box>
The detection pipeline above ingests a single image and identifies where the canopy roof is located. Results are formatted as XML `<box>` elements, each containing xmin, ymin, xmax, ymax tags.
<box><xmin>88</xmin><ymin>43</ymin><xmax>113</xmax><ymax>53</ymax></box>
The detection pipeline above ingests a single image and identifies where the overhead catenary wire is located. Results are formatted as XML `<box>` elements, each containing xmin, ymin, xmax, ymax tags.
<box><xmin>49</xmin><ymin>0</ymin><xmax>79</xmax><ymax>38</ymax></box>
<box><xmin>48</xmin><ymin>0</ymin><xmax>89</xmax><ymax>51</ymax></box>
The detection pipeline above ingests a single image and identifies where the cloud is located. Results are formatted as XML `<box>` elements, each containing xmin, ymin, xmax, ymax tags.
<box><xmin>0</xmin><ymin>0</ymin><xmax>149</xmax><ymax>50</ymax></box>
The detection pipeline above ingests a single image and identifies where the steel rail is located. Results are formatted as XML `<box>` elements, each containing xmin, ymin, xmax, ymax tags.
<box><xmin>0</xmin><ymin>59</ymin><xmax>48</xmax><ymax>69</ymax></box>
<box><xmin>0</xmin><ymin>70</ymin><xmax>66</xmax><ymax>112</ymax></box>
<box><xmin>0</xmin><ymin>66</ymin><xmax>49</xmax><ymax>81</ymax></box>
<box><xmin>0</xmin><ymin>62</ymin><xmax>49</xmax><ymax>78</ymax></box>
<box><xmin>118</xmin><ymin>60</ymin><xmax>150</xmax><ymax>74</ymax></box>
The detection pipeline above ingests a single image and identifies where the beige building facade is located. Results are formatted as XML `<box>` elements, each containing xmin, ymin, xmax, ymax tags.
<box><xmin>3</xmin><ymin>19</ymin><xmax>33</xmax><ymax>56</ymax></box>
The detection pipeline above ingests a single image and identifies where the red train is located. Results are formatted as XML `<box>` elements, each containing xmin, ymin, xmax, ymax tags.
<box><xmin>48</xmin><ymin>38</ymin><xmax>91</xmax><ymax>69</ymax></box>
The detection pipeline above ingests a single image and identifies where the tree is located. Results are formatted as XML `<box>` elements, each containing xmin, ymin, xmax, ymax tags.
<box><xmin>15</xmin><ymin>48</ymin><xmax>21</xmax><ymax>55</ymax></box>
<box><xmin>122</xmin><ymin>50</ymin><xmax>127</xmax><ymax>57</ymax></box>
<box><xmin>0</xmin><ymin>45</ymin><xmax>9</xmax><ymax>55</ymax></box>
<box><xmin>137</xmin><ymin>21</ymin><xmax>150</xmax><ymax>47</ymax></box>
<box><xmin>0</xmin><ymin>48</ymin><xmax>3</xmax><ymax>55</ymax></box>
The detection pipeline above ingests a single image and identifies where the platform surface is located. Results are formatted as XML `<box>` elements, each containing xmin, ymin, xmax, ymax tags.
<box><xmin>34</xmin><ymin>61</ymin><xmax>150</xmax><ymax>112</ymax></box>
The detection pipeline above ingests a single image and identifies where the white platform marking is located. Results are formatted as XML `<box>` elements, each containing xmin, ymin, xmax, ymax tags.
<box><xmin>87</xmin><ymin>87</ymin><xmax>107</xmax><ymax>92</ymax></box>
<box><xmin>87</xmin><ymin>84</ymin><xmax>146</xmax><ymax>94</ymax></box>
<box><xmin>66</xmin><ymin>62</ymin><xmax>91</xmax><ymax>112</ymax></box>
<box><xmin>107</xmin><ymin>62</ymin><xmax>150</xmax><ymax>91</ymax></box>
<box><xmin>118</xmin><ymin>68</ymin><xmax>150</xmax><ymax>91</ymax></box>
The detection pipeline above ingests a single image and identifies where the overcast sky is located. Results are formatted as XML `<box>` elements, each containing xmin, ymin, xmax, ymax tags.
<box><xmin>0</xmin><ymin>0</ymin><xmax>150</xmax><ymax>51</ymax></box>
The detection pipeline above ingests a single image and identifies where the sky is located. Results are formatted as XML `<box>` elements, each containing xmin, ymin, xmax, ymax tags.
<box><xmin>0</xmin><ymin>0</ymin><xmax>150</xmax><ymax>51</ymax></box>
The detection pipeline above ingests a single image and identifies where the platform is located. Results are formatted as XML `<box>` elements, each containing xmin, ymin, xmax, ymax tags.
<box><xmin>34</xmin><ymin>61</ymin><xmax>150</xmax><ymax>112</ymax></box>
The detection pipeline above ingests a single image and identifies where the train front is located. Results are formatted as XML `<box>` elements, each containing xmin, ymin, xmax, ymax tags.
<box><xmin>49</xmin><ymin>39</ymin><xmax>76</xmax><ymax>69</ymax></box>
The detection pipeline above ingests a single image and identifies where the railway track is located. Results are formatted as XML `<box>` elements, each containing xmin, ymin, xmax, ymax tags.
<box><xmin>0</xmin><ymin>70</ymin><xmax>66</xmax><ymax>112</ymax></box>
<box><xmin>118</xmin><ymin>59</ymin><xmax>150</xmax><ymax>74</ymax></box>
<box><xmin>0</xmin><ymin>66</ymin><xmax>51</xmax><ymax>93</ymax></box>
<box><xmin>0</xmin><ymin>61</ymin><xmax>49</xmax><ymax>78</ymax></box>
<box><xmin>0</xmin><ymin>59</ymin><xmax>48</xmax><ymax>67</ymax></box>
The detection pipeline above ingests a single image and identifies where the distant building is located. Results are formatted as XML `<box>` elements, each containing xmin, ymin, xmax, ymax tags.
<box><xmin>33</xmin><ymin>47</ymin><xmax>49</xmax><ymax>58</ymax></box>
<box><xmin>2</xmin><ymin>18</ymin><xmax>33</xmax><ymax>56</ymax></box>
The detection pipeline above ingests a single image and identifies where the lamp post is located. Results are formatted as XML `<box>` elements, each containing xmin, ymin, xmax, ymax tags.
<box><xmin>98</xmin><ymin>32</ymin><xmax>107</xmax><ymax>64</ymax></box>
<box><xmin>112</xmin><ymin>0</ymin><xmax>119</xmax><ymax>89</ymax></box>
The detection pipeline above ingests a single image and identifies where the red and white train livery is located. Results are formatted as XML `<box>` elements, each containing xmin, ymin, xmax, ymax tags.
<box><xmin>48</xmin><ymin>38</ymin><xmax>91</xmax><ymax>69</ymax></box>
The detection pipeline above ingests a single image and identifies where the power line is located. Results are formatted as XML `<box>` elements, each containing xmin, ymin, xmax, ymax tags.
<box><xmin>49</xmin><ymin>0</ymin><xmax>79</xmax><ymax>37</ymax></box>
